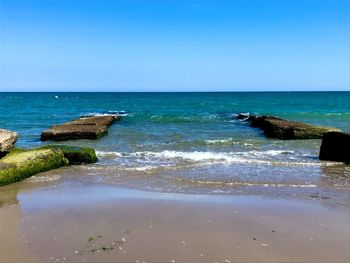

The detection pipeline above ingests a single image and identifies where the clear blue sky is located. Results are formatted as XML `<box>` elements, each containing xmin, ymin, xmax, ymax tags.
<box><xmin>0</xmin><ymin>0</ymin><xmax>349</xmax><ymax>92</ymax></box>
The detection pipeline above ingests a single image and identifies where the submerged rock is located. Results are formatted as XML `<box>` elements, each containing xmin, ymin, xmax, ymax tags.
<box><xmin>41</xmin><ymin>115</ymin><xmax>121</xmax><ymax>141</ymax></box>
<box><xmin>319</xmin><ymin>132</ymin><xmax>350</xmax><ymax>163</ymax></box>
<box><xmin>0</xmin><ymin>129</ymin><xmax>18</xmax><ymax>154</ymax></box>
<box><xmin>236</xmin><ymin>114</ymin><xmax>341</xmax><ymax>139</ymax></box>
<box><xmin>0</xmin><ymin>145</ymin><xmax>98</xmax><ymax>186</ymax></box>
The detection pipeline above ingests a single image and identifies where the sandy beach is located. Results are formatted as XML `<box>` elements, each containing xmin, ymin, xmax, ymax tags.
<box><xmin>0</xmin><ymin>175</ymin><xmax>349</xmax><ymax>263</ymax></box>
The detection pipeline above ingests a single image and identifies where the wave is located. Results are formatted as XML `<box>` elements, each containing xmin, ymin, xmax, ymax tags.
<box><xmin>325</xmin><ymin>112</ymin><xmax>350</xmax><ymax>116</ymax></box>
<box><xmin>76</xmin><ymin>165</ymin><xmax>323</xmax><ymax>190</ymax></box>
<box><xmin>204</xmin><ymin>138</ymin><xmax>253</xmax><ymax>146</ymax></box>
<box><xmin>96</xmin><ymin>151</ymin><xmax>123</xmax><ymax>157</ymax></box>
<box><xmin>166</xmin><ymin>177</ymin><xmax>318</xmax><ymax>188</ymax></box>
<box><xmin>27</xmin><ymin>174</ymin><xmax>61</xmax><ymax>182</ymax></box>
<box><xmin>131</xmin><ymin>150</ymin><xmax>313</xmax><ymax>166</ymax></box>
<box><xmin>96</xmin><ymin>149</ymin><xmax>337</xmax><ymax>167</ymax></box>
<box><xmin>81</xmin><ymin>110</ymin><xmax>132</xmax><ymax>117</ymax></box>
<box><xmin>122</xmin><ymin>165</ymin><xmax>159</xmax><ymax>171</ymax></box>
<box><xmin>205</xmin><ymin>139</ymin><xmax>234</xmax><ymax>144</ymax></box>
<box><xmin>149</xmin><ymin>113</ymin><xmax>219</xmax><ymax>123</ymax></box>
<box><xmin>156</xmin><ymin>138</ymin><xmax>256</xmax><ymax>148</ymax></box>
<box><xmin>217</xmin><ymin>111</ymin><xmax>258</xmax><ymax>121</ymax></box>
<box><xmin>132</xmin><ymin>149</ymin><xmax>294</xmax><ymax>159</ymax></box>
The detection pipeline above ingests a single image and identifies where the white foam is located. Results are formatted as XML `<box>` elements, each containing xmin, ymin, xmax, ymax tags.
<box><xmin>97</xmin><ymin>149</ymin><xmax>338</xmax><ymax>168</ymax></box>
<box><xmin>123</xmin><ymin>165</ymin><xmax>158</xmax><ymax>171</ymax></box>
<box><xmin>96</xmin><ymin>151</ymin><xmax>123</xmax><ymax>157</ymax></box>
<box><xmin>241</xmin><ymin>182</ymin><xmax>318</xmax><ymax>188</ymax></box>
<box><xmin>28</xmin><ymin>174</ymin><xmax>61</xmax><ymax>182</ymax></box>
<box><xmin>133</xmin><ymin>150</ymin><xmax>234</xmax><ymax>162</ymax></box>
<box><xmin>82</xmin><ymin>111</ymin><xmax>131</xmax><ymax>117</ymax></box>
<box><xmin>178</xmin><ymin>179</ymin><xmax>318</xmax><ymax>188</ymax></box>
<box><xmin>244</xmin><ymin>150</ymin><xmax>294</xmax><ymax>157</ymax></box>
<box><xmin>134</xmin><ymin>149</ymin><xmax>293</xmax><ymax>160</ymax></box>
<box><xmin>205</xmin><ymin>138</ymin><xmax>235</xmax><ymax>144</ymax></box>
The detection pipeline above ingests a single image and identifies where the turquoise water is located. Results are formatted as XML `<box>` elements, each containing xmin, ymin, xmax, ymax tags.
<box><xmin>1</xmin><ymin>92</ymin><xmax>349</xmax><ymax>194</ymax></box>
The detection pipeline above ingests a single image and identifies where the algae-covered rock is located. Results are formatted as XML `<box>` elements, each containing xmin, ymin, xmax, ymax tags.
<box><xmin>0</xmin><ymin>145</ymin><xmax>98</xmax><ymax>186</ymax></box>
<box><xmin>0</xmin><ymin>129</ymin><xmax>18</xmax><ymax>154</ymax></box>
<box><xmin>236</xmin><ymin>114</ymin><xmax>341</xmax><ymax>140</ymax></box>
<box><xmin>40</xmin><ymin>145</ymin><xmax>98</xmax><ymax>164</ymax></box>
<box><xmin>0</xmin><ymin>148</ymin><xmax>67</xmax><ymax>186</ymax></box>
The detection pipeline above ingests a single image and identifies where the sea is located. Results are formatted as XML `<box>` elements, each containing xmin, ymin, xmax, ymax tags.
<box><xmin>1</xmin><ymin>92</ymin><xmax>349</xmax><ymax>199</ymax></box>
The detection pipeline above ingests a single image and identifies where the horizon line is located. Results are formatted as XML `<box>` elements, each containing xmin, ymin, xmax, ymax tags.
<box><xmin>0</xmin><ymin>90</ymin><xmax>349</xmax><ymax>93</ymax></box>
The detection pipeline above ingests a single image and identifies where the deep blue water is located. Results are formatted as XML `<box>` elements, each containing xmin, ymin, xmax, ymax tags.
<box><xmin>1</xmin><ymin>92</ymin><xmax>349</xmax><ymax>193</ymax></box>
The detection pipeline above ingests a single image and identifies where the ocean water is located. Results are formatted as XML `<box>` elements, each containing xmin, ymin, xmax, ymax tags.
<box><xmin>1</xmin><ymin>92</ymin><xmax>350</xmax><ymax>195</ymax></box>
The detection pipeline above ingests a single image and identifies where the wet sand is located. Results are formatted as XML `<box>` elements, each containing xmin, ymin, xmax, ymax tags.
<box><xmin>0</xmin><ymin>179</ymin><xmax>349</xmax><ymax>263</ymax></box>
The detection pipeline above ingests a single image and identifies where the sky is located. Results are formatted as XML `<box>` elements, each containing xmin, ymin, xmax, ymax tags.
<box><xmin>0</xmin><ymin>0</ymin><xmax>349</xmax><ymax>92</ymax></box>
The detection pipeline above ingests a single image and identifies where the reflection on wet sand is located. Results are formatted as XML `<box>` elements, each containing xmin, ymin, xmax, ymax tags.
<box><xmin>320</xmin><ymin>163</ymin><xmax>350</xmax><ymax>188</ymax></box>
<box><xmin>0</xmin><ymin>191</ymin><xmax>38</xmax><ymax>262</ymax></box>
<box><xmin>0</xmin><ymin>184</ymin><xmax>19</xmax><ymax>207</ymax></box>
<box><xmin>0</xmin><ymin>163</ymin><xmax>349</xmax><ymax>262</ymax></box>
<box><xmin>0</xmin><ymin>167</ymin><xmax>64</xmax><ymax>207</ymax></box>
<box><xmin>1</xmin><ymin>181</ymin><xmax>349</xmax><ymax>263</ymax></box>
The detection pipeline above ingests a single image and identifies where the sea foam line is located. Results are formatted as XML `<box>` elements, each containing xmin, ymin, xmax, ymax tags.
<box><xmin>165</xmin><ymin>176</ymin><xmax>318</xmax><ymax>188</ymax></box>
<box><xmin>96</xmin><ymin>151</ymin><xmax>123</xmax><ymax>157</ymax></box>
<box><xmin>81</xmin><ymin>110</ymin><xmax>132</xmax><ymax>117</ymax></box>
<box><xmin>96</xmin><ymin>149</ymin><xmax>339</xmax><ymax>167</ymax></box>
<box><xmin>204</xmin><ymin>138</ymin><xmax>255</xmax><ymax>145</ymax></box>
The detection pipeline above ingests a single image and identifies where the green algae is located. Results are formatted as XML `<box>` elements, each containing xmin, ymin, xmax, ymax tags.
<box><xmin>39</xmin><ymin>145</ymin><xmax>98</xmax><ymax>164</ymax></box>
<box><xmin>0</xmin><ymin>145</ymin><xmax>98</xmax><ymax>186</ymax></box>
<box><xmin>0</xmin><ymin>149</ymin><xmax>68</xmax><ymax>186</ymax></box>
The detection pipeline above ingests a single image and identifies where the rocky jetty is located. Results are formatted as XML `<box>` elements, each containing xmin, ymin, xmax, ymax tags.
<box><xmin>0</xmin><ymin>145</ymin><xmax>97</xmax><ymax>186</ymax></box>
<box><xmin>319</xmin><ymin>132</ymin><xmax>350</xmax><ymax>163</ymax></box>
<box><xmin>41</xmin><ymin>115</ymin><xmax>121</xmax><ymax>141</ymax></box>
<box><xmin>0</xmin><ymin>129</ymin><xmax>18</xmax><ymax>154</ymax></box>
<box><xmin>236</xmin><ymin>114</ymin><xmax>341</xmax><ymax>139</ymax></box>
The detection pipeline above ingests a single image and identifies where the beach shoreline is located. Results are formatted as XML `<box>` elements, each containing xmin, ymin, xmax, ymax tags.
<box><xmin>1</xmin><ymin>92</ymin><xmax>349</xmax><ymax>262</ymax></box>
<box><xmin>1</xmin><ymin>178</ymin><xmax>349</xmax><ymax>263</ymax></box>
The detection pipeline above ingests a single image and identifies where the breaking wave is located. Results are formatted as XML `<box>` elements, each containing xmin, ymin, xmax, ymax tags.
<box><xmin>81</xmin><ymin>110</ymin><xmax>132</xmax><ymax>117</ymax></box>
<box><xmin>96</xmin><ymin>149</ymin><xmax>338</xmax><ymax>168</ymax></box>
